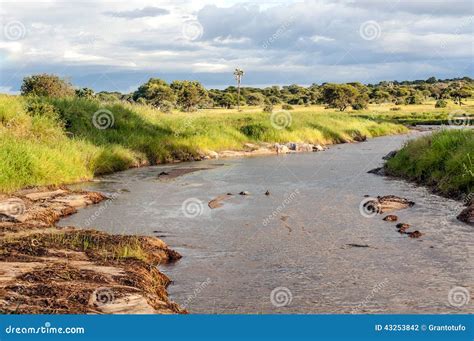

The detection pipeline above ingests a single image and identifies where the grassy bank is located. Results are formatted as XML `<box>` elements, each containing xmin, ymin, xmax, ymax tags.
<box><xmin>0</xmin><ymin>95</ymin><xmax>410</xmax><ymax>193</ymax></box>
<box><xmin>386</xmin><ymin>129</ymin><xmax>474</xmax><ymax>199</ymax></box>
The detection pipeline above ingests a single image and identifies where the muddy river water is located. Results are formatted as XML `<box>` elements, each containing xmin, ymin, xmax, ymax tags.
<box><xmin>60</xmin><ymin>131</ymin><xmax>472</xmax><ymax>314</ymax></box>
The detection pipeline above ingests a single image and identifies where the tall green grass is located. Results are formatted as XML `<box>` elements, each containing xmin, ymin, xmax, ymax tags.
<box><xmin>386</xmin><ymin>129</ymin><xmax>474</xmax><ymax>198</ymax></box>
<box><xmin>0</xmin><ymin>95</ymin><xmax>407</xmax><ymax>193</ymax></box>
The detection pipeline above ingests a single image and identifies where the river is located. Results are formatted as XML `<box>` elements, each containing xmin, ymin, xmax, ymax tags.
<box><xmin>60</xmin><ymin>131</ymin><xmax>472</xmax><ymax>314</ymax></box>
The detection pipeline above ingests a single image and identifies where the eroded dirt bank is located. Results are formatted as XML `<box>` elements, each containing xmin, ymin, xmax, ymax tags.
<box><xmin>0</xmin><ymin>188</ymin><xmax>185</xmax><ymax>314</ymax></box>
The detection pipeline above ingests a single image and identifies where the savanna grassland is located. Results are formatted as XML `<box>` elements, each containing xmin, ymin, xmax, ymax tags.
<box><xmin>0</xmin><ymin>94</ymin><xmax>416</xmax><ymax>193</ymax></box>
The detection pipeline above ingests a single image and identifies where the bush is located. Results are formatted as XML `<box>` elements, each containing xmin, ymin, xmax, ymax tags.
<box><xmin>240</xmin><ymin>123</ymin><xmax>268</xmax><ymax>139</ymax></box>
<box><xmin>351</xmin><ymin>103</ymin><xmax>366</xmax><ymax>110</ymax></box>
<box><xmin>21</xmin><ymin>74</ymin><xmax>75</xmax><ymax>98</ymax></box>
<box><xmin>263</xmin><ymin>103</ymin><xmax>273</xmax><ymax>113</ymax></box>
<box><xmin>282</xmin><ymin>104</ymin><xmax>294</xmax><ymax>110</ymax></box>
<box><xmin>159</xmin><ymin>100</ymin><xmax>174</xmax><ymax>113</ymax></box>
<box><xmin>390</xmin><ymin>107</ymin><xmax>402</xmax><ymax>111</ymax></box>
<box><xmin>435</xmin><ymin>99</ymin><xmax>448</xmax><ymax>108</ymax></box>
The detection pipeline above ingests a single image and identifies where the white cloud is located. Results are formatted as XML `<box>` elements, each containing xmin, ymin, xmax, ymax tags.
<box><xmin>0</xmin><ymin>0</ymin><xmax>472</xmax><ymax>91</ymax></box>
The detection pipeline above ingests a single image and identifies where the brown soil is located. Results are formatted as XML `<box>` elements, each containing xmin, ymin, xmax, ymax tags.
<box><xmin>0</xmin><ymin>187</ymin><xmax>185</xmax><ymax>314</ymax></box>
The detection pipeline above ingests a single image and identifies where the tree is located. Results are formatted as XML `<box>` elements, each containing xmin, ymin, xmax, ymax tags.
<box><xmin>75</xmin><ymin>87</ymin><xmax>95</xmax><ymax>99</ymax></box>
<box><xmin>133</xmin><ymin>78</ymin><xmax>176</xmax><ymax>108</ymax></box>
<box><xmin>246</xmin><ymin>92</ymin><xmax>265</xmax><ymax>106</ymax></box>
<box><xmin>321</xmin><ymin>84</ymin><xmax>359</xmax><ymax>111</ymax></box>
<box><xmin>233</xmin><ymin>68</ymin><xmax>244</xmax><ymax>111</ymax></box>
<box><xmin>450</xmin><ymin>87</ymin><xmax>472</xmax><ymax>106</ymax></box>
<box><xmin>21</xmin><ymin>74</ymin><xmax>75</xmax><ymax>98</ymax></box>
<box><xmin>171</xmin><ymin>80</ymin><xmax>209</xmax><ymax>112</ymax></box>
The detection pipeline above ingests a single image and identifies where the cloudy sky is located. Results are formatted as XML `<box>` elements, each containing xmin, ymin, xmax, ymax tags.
<box><xmin>0</xmin><ymin>0</ymin><xmax>473</xmax><ymax>93</ymax></box>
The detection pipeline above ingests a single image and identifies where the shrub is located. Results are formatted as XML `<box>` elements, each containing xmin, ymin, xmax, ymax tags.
<box><xmin>435</xmin><ymin>99</ymin><xmax>448</xmax><ymax>108</ymax></box>
<box><xmin>159</xmin><ymin>100</ymin><xmax>174</xmax><ymax>113</ymax></box>
<box><xmin>240</xmin><ymin>123</ymin><xmax>268</xmax><ymax>139</ymax></box>
<box><xmin>263</xmin><ymin>103</ymin><xmax>273</xmax><ymax>113</ymax></box>
<box><xmin>282</xmin><ymin>104</ymin><xmax>294</xmax><ymax>110</ymax></box>
<box><xmin>21</xmin><ymin>74</ymin><xmax>75</xmax><ymax>98</ymax></box>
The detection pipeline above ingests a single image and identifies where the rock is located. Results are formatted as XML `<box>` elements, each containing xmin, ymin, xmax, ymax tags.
<box><xmin>0</xmin><ymin>213</ymin><xmax>19</xmax><ymax>223</ymax></box>
<box><xmin>239</xmin><ymin>191</ymin><xmax>250</xmax><ymax>196</ymax></box>
<box><xmin>276</xmin><ymin>144</ymin><xmax>290</xmax><ymax>154</ymax></box>
<box><xmin>346</xmin><ymin>243</ymin><xmax>370</xmax><ymax>248</ymax></box>
<box><xmin>24</xmin><ymin>189</ymin><xmax>67</xmax><ymax>201</ymax></box>
<box><xmin>313</xmin><ymin>144</ymin><xmax>324</xmax><ymax>152</ymax></box>
<box><xmin>265</xmin><ymin>190</ymin><xmax>270</xmax><ymax>196</ymax></box>
<box><xmin>457</xmin><ymin>203</ymin><xmax>474</xmax><ymax>226</ymax></box>
<box><xmin>296</xmin><ymin>143</ymin><xmax>314</xmax><ymax>152</ymax></box>
<box><xmin>368</xmin><ymin>167</ymin><xmax>385</xmax><ymax>176</ymax></box>
<box><xmin>377</xmin><ymin>195</ymin><xmax>415</xmax><ymax>213</ymax></box>
<box><xmin>407</xmin><ymin>230</ymin><xmax>422</xmax><ymax>238</ymax></box>
<box><xmin>396</xmin><ymin>223</ymin><xmax>410</xmax><ymax>233</ymax></box>
<box><xmin>227</xmin><ymin>193</ymin><xmax>233</xmax><ymax>196</ymax></box>
<box><xmin>207</xmin><ymin>150</ymin><xmax>219</xmax><ymax>159</ymax></box>
<box><xmin>383</xmin><ymin>150</ymin><xmax>398</xmax><ymax>160</ymax></box>
<box><xmin>286</xmin><ymin>142</ymin><xmax>297</xmax><ymax>151</ymax></box>
<box><xmin>352</xmin><ymin>133</ymin><xmax>367</xmax><ymax>142</ymax></box>
<box><xmin>243</xmin><ymin>143</ymin><xmax>259</xmax><ymax>151</ymax></box>
<box><xmin>158</xmin><ymin>171</ymin><xmax>170</xmax><ymax>177</ymax></box>
<box><xmin>383</xmin><ymin>215</ymin><xmax>398</xmax><ymax>222</ymax></box>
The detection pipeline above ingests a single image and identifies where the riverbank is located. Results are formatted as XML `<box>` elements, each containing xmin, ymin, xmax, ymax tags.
<box><xmin>384</xmin><ymin>129</ymin><xmax>473</xmax><ymax>224</ymax></box>
<box><xmin>0</xmin><ymin>188</ymin><xmax>185</xmax><ymax>314</ymax></box>
<box><xmin>0</xmin><ymin>95</ymin><xmax>408</xmax><ymax>193</ymax></box>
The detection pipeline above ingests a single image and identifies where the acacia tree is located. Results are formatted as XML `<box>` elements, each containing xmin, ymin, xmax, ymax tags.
<box><xmin>171</xmin><ymin>80</ymin><xmax>209</xmax><ymax>112</ymax></box>
<box><xmin>321</xmin><ymin>84</ymin><xmax>359</xmax><ymax>111</ymax></box>
<box><xmin>233</xmin><ymin>68</ymin><xmax>244</xmax><ymax>111</ymax></box>
<box><xmin>133</xmin><ymin>78</ymin><xmax>175</xmax><ymax>108</ymax></box>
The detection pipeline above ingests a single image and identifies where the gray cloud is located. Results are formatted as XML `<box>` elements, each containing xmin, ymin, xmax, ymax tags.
<box><xmin>0</xmin><ymin>0</ymin><xmax>472</xmax><ymax>92</ymax></box>
<box><xmin>104</xmin><ymin>6</ymin><xmax>169</xmax><ymax>19</ymax></box>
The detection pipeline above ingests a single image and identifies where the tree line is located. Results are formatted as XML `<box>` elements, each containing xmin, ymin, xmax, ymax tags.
<box><xmin>20</xmin><ymin>73</ymin><xmax>473</xmax><ymax>112</ymax></box>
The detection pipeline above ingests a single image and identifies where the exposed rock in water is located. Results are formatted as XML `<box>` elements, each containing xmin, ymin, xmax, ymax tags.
<box><xmin>239</xmin><ymin>191</ymin><xmax>250</xmax><ymax>196</ymax></box>
<box><xmin>383</xmin><ymin>150</ymin><xmax>398</xmax><ymax>160</ymax></box>
<box><xmin>367</xmin><ymin>167</ymin><xmax>386</xmax><ymax>176</ymax></box>
<box><xmin>313</xmin><ymin>144</ymin><xmax>324</xmax><ymax>152</ymax></box>
<box><xmin>407</xmin><ymin>230</ymin><xmax>423</xmax><ymax>238</ymax></box>
<box><xmin>396</xmin><ymin>223</ymin><xmax>411</xmax><ymax>233</ymax></box>
<box><xmin>383</xmin><ymin>215</ymin><xmax>398</xmax><ymax>222</ymax></box>
<box><xmin>208</xmin><ymin>194</ymin><xmax>233</xmax><ymax>209</ymax></box>
<box><xmin>377</xmin><ymin>195</ymin><xmax>415</xmax><ymax>213</ymax></box>
<box><xmin>265</xmin><ymin>190</ymin><xmax>270</xmax><ymax>196</ymax></box>
<box><xmin>457</xmin><ymin>203</ymin><xmax>474</xmax><ymax>226</ymax></box>
<box><xmin>346</xmin><ymin>243</ymin><xmax>370</xmax><ymax>248</ymax></box>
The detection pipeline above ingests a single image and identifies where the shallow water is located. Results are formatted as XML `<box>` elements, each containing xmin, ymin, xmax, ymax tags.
<box><xmin>60</xmin><ymin>132</ymin><xmax>473</xmax><ymax>314</ymax></box>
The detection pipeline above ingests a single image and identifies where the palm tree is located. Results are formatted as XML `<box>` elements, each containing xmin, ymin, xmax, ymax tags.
<box><xmin>233</xmin><ymin>68</ymin><xmax>244</xmax><ymax>111</ymax></box>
